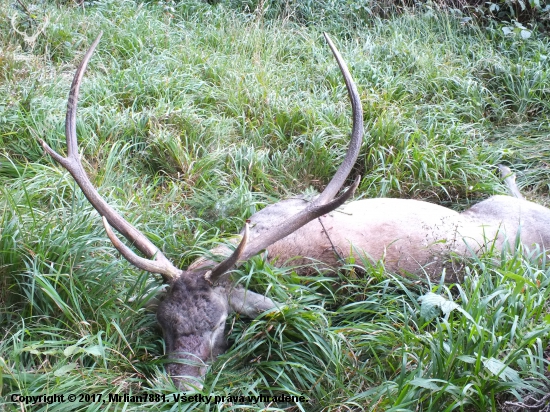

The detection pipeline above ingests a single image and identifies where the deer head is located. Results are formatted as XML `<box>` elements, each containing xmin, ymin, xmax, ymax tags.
<box><xmin>39</xmin><ymin>33</ymin><xmax>363</xmax><ymax>388</ymax></box>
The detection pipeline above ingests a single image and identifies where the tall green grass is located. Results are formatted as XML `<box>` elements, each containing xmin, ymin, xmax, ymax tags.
<box><xmin>1</xmin><ymin>0</ymin><xmax>550</xmax><ymax>410</ymax></box>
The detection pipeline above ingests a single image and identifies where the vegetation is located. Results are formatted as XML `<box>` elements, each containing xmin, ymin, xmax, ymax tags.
<box><xmin>1</xmin><ymin>0</ymin><xmax>550</xmax><ymax>410</ymax></box>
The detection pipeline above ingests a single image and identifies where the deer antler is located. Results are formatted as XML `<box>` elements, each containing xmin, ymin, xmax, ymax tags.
<box><xmin>207</xmin><ymin>33</ymin><xmax>363</xmax><ymax>282</ymax></box>
<box><xmin>41</xmin><ymin>33</ymin><xmax>361</xmax><ymax>285</ymax></box>
<box><xmin>315</xmin><ymin>33</ymin><xmax>363</xmax><ymax>205</ymax></box>
<box><xmin>40</xmin><ymin>32</ymin><xmax>183</xmax><ymax>283</ymax></box>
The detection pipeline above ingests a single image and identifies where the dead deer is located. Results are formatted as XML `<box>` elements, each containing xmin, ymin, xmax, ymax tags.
<box><xmin>41</xmin><ymin>33</ymin><xmax>550</xmax><ymax>389</ymax></box>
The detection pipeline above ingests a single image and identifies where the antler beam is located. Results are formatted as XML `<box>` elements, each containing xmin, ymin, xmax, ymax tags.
<box><xmin>40</xmin><ymin>32</ymin><xmax>182</xmax><ymax>282</ymax></box>
<box><xmin>316</xmin><ymin>33</ymin><xmax>363</xmax><ymax>205</ymax></box>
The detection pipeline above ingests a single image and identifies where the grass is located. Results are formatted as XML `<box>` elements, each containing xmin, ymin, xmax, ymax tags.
<box><xmin>1</xmin><ymin>0</ymin><xmax>550</xmax><ymax>410</ymax></box>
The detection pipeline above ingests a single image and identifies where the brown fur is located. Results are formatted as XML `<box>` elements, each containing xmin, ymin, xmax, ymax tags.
<box><xmin>253</xmin><ymin>195</ymin><xmax>550</xmax><ymax>282</ymax></box>
<box><xmin>192</xmin><ymin>192</ymin><xmax>550</xmax><ymax>285</ymax></box>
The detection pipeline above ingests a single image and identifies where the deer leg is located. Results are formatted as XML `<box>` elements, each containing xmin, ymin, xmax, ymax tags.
<box><xmin>498</xmin><ymin>165</ymin><xmax>524</xmax><ymax>200</ymax></box>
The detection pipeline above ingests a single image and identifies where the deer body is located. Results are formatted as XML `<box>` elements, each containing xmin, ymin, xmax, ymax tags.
<box><xmin>256</xmin><ymin>197</ymin><xmax>474</xmax><ymax>279</ymax></box>
<box><xmin>195</xmin><ymin>195</ymin><xmax>550</xmax><ymax>284</ymax></box>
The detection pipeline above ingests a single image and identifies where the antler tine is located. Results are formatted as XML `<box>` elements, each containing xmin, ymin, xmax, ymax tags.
<box><xmin>102</xmin><ymin>218</ymin><xmax>181</xmax><ymax>279</ymax></box>
<box><xmin>205</xmin><ymin>223</ymin><xmax>249</xmax><ymax>284</ymax></box>
<box><xmin>315</xmin><ymin>33</ymin><xmax>363</xmax><ymax>206</ymax></box>
<box><xmin>208</xmin><ymin>34</ymin><xmax>363</xmax><ymax>281</ymax></box>
<box><xmin>40</xmin><ymin>33</ymin><xmax>181</xmax><ymax>283</ymax></box>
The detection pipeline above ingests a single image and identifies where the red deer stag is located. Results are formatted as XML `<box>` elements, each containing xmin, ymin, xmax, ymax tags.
<box><xmin>41</xmin><ymin>33</ymin><xmax>550</xmax><ymax>389</ymax></box>
<box><xmin>40</xmin><ymin>32</ymin><xmax>363</xmax><ymax>388</ymax></box>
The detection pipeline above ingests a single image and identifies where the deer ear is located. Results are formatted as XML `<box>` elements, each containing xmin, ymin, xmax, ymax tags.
<box><xmin>227</xmin><ymin>286</ymin><xmax>278</xmax><ymax>318</ymax></box>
